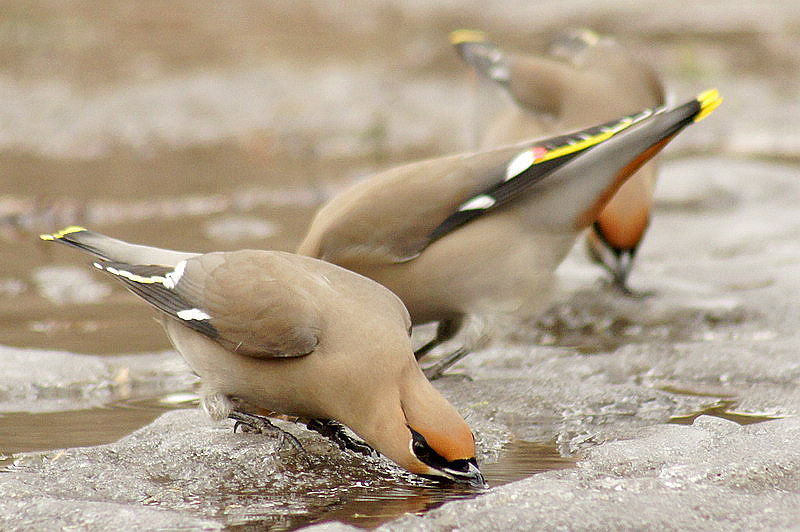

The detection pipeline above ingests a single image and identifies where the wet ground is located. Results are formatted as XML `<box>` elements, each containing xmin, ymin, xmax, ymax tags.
<box><xmin>2</xmin><ymin>0</ymin><xmax>800</xmax><ymax>530</ymax></box>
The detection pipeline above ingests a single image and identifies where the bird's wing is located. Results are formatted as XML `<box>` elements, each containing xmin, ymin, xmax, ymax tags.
<box><xmin>308</xmin><ymin>104</ymin><xmax>666</xmax><ymax>265</ymax></box>
<box><xmin>428</xmin><ymin>106</ymin><xmax>671</xmax><ymax>240</ymax></box>
<box><xmin>93</xmin><ymin>251</ymin><xmax>321</xmax><ymax>358</ymax></box>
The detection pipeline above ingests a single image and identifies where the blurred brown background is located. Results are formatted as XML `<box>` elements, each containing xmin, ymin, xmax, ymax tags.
<box><xmin>2</xmin><ymin>0</ymin><xmax>799</xmax><ymax>353</ymax></box>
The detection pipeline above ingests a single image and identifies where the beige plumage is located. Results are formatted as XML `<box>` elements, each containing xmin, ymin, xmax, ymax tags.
<box><xmin>39</xmin><ymin>227</ymin><xmax>485</xmax><ymax>486</ymax></box>
<box><xmin>452</xmin><ymin>28</ymin><xmax>666</xmax><ymax>288</ymax></box>
<box><xmin>298</xmin><ymin>91</ymin><xmax>722</xmax><ymax>374</ymax></box>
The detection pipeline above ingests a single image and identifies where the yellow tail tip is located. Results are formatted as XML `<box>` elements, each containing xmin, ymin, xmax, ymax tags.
<box><xmin>449</xmin><ymin>29</ymin><xmax>489</xmax><ymax>46</ymax></box>
<box><xmin>39</xmin><ymin>225</ymin><xmax>87</xmax><ymax>241</ymax></box>
<box><xmin>694</xmin><ymin>88</ymin><xmax>722</xmax><ymax>123</ymax></box>
<box><xmin>697</xmin><ymin>88</ymin><xmax>719</xmax><ymax>104</ymax></box>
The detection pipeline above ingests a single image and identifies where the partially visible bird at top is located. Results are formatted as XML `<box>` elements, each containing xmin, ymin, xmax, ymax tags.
<box><xmin>298</xmin><ymin>91</ymin><xmax>722</xmax><ymax>377</ymax></box>
<box><xmin>39</xmin><ymin>226</ymin><xmax>486</xmax><ymax>487</ymax></box>
<box><xmin>451</xmin><ymin>28</ymin><xmax>667</xmax><ymax>291</ymax></box>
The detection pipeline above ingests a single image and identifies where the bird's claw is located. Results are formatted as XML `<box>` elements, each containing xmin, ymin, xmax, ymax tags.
<box><xmin>229</xmin><ymin>411</ymin><xmax>305</xmax><ymax>453</ymax></box>
<box><xmin>422</xmin><ymin>347</ymin><xmax>471</xmax><ymax>380</ymax></box>
<box><xmin>307</xmin><ymin>419</ymin><xmax>376</xmax><ymax>457</ymax></box>
<box><xmin>605</xmin><ymin>277</ymin><xmax>655</xmax><ymax>299</ymax></box>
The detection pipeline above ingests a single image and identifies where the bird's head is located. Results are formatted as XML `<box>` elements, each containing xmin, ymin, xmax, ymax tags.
<box><xmin>586</xmin><ymin>218</ymin><xmax>646</xmax><ymax>290</ymax></box>
<box><xmin>389</xmin><ymin>371</ymin><xmax>486</xmax><ymax>488</ymax></box>
<box><xmin>585</xmin><ymin>169</ymin><xmax>653</xmax><ymax>290</ymax></box>
<box><xmin>337</xmin><ymin>374</ymin><xmax>485</xmax><ymax>488</ymax></box>
<box><xmin>405</xmin><ymin>423</ymin><xmax>486</xmax><ymax>488</ymax></box>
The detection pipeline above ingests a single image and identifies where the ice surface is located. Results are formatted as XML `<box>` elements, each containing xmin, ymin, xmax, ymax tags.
<box><xmin>2</xmin><ymin>0</ymin><xmax>800</xmax><ymax>529</ymax></box>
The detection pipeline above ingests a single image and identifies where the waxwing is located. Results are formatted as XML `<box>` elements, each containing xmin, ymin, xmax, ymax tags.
<box><xmin>452</xmin><ymin>28</ymin><xmax>667</xmax><ymax>289</ymax></box>
<box><xmin>298</xmin><ymin>91</ymin><xmax>721</xmax><ymax>376</ymax></box>
<box><xmin>40</xmin><ymin>227</ymin><xmax>485</xmax><ymax>486</ymax></box>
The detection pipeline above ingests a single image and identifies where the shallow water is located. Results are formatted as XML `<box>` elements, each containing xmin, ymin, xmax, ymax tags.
<box><xmin>2</xmin><ymin>1</ymin><xmax>800</xmax><ymax>530</ymax></box>
<box><xmin>265</xmin><ymin>440</ymin><xmax>574</xmax><ymax>531</ymax></box>
<box><xmin>0</xmin><ymin>393</ymin><xmax>573</xmax><ymax>530</ymax></box>
<box><xmin>2</xmin><ymin>383</ymin><xmax>771</xmax><ymax>529</ymax></box>
<box><xmin>668</xmin><ymin>399</ymin><xmax>784</xmax><ymax>426</ymax></box>
<box><xmin>0</xmin><ymin>394</ymin><xmax>195</xmax><ymax>455</ymax></box>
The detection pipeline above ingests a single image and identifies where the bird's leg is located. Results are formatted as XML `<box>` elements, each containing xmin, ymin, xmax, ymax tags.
<box><xmin>614</xmin><ymin>282</ymin><xmax>652</xmax><ymax>298</ymax></box>
<box><xmin>228</xmin><ymin>411</ymin><xmax>305</xmax><ymax>452</ymax></box>
<box><xmin>608</xmin><ymin>277</ymin><xmax>656</xmax><ymax>299</ymax></box>
<box><xmin>306</xmin><ymin>419</ymin><xmax>376</xmax><ymax>457</ymax></box>
<box><xmin>414</xmin><ymin>317</ymin><xmax>464</xmax><ymax>360</ymax></box>
<box><xmin>421</xmin><ymin>347</ymin><xmax>472</xmax><ymax>380</ymax></box>
<box><xmin>421</xmin><ymin>315</ymin><xmax>489</xmax><ymax>379</ymax></box>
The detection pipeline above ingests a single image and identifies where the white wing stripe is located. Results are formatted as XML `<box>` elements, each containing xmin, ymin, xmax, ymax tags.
<box><xmin>458</xmin><ymin>194</ymin><xmax>496</xmax><ymax>211</ymax></box>
<box><xmin>177</xmin><ymin>308</ymin><xmax>212</xmax><ymax>321</ymax></box>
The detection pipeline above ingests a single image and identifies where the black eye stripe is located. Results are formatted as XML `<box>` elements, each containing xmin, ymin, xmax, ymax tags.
<box><xmin>409</xmin><ymin>427</ymin><xmax>472</xmax><ymax>473</ymax></box>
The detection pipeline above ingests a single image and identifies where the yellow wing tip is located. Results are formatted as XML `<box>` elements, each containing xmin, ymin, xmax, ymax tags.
<box><xmin>449</xmin><ymin>29</ymin><xmax>489</xmax><ymax>45</ymax></box>
<box><xmin>694</xmin><ymin>88</ymin><xmax>723</xmax><ymax>123</ymax></box>
<box><xmin>39</xmin><ymin>225</ymin><xmax>87</xmax><ymax>241</ymax></box>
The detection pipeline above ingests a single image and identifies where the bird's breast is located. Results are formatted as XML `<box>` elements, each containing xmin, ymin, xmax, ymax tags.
<box><xmin>362</xmin><ymin>212</ymin><xmax>576</xmax><ymax>324</ymax></box>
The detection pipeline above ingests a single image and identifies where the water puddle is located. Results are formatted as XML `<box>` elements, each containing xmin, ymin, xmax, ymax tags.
<box><xmin>0</xmin><ymin>393</ymin><xmax>196</xmax><ymax>456</ymax></box>
<box><xmin>0</xmin><ymin>393</ymin><xmax>573</xmax><ymax>530</ymax></box>
<box><xmin>517</xmin><ymin>286</ymin><xmax>754</xmax><ymax>355</ymax></box>
<box><xmin>668</xmin><ymin>399</ymin><xmax>784</xmax><ymax>425</ymax></box>
<box><xmin>656</xmin><ymin>384</ymin><xmax>737</xmax><ymax>399</ymax></box>
<box><xmin>225</xmin><ymin>439</ymin><xmax>574</xmax><ymax>531</ymax></box>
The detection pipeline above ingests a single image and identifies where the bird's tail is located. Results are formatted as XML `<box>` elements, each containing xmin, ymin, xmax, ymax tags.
<box><xmin>551</xmin><ymin>88</ymin><xmax>722</xmax><ymax>228</ymax></box>
<box><xmin>692</xmin><ymin>88</ymin><xmax>723</xmax><ymax>123</ymax></box>
<box><xmin>450</xmin><ymin>29</ymin><xmax>510</xmax><ymax>85</ymax></box>
<box><xmin>40</xmin><ymin>226</ymin><xmax>115</xmax><ymax>260</ymax></box>
<box><xmin>527</xmin><ymin>87</ymin><xmax>721</xmax><ymax>166</ymax></box>
<box><xmin>40</xmin><ymin>226</ymin><xmax>196</xmax><ymax>266</ymax></box>
<box><xmin>428</xmin><ymin>89</ymin><xmax>722</xmax><ymax>239</ymax></box>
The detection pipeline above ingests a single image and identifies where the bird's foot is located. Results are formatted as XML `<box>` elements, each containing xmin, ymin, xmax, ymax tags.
<box><xmin>606</xmin><ymin>278</ymin><xmax>655</xmax><ymax>299</ymax></box>
<box><xmin>307</xmin><ymin>419</ymin><xmax>376</xmax><ymax>457</ymax></box>
<box><xmin>228</xmin><ymin>411</ymin><xmax>305</xmax><ymax>453</ymax></box>
<box><xmin>422</xmin><ymin>347</ymin><xmax>472</xmax><ymax>381</ymax></box>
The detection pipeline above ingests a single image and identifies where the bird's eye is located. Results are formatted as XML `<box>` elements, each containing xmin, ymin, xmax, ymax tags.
<box><xmin>410</xmin><ymin>429</ymin><xmax>435</xmax><ymax>462</ymax></box>
<box><xmin>409</xmin><ymin>426</ymin><xmax>468</xmax><ymax>471</ymax></box>
<box><xmin>409</xmin><ymin>427</ymin><xmax>482</xmax><ymax>486</ymax></box>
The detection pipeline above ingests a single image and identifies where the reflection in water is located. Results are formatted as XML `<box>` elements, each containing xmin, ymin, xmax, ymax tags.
<box><xmin>657</xmin><ymin>384</ymin><xmax>737</xmax><ymax>399</ymax></box>
<box><xmin>227</xmin><ymin>440</ymin><xmax>574</xmax><ymax>531</ymax></box>
<box><xmin>481</xmin><ymin>440</ymin><xmax>575</xmax><ymax>485</ymax></box>
<box><xmin>669</xmin><ymin>399</ymin><xmax>783</xmax><ymax>425</ymax></box>
<box><xmin>0</xmin><ymin>395</ymin><xmax>574</xmax><ymax>531</ymax></box>
<box><xmin>518</xmin><ymin>286</ymin><xmax>753</xmax><ymax>356</ymax></box>
<box><xmin>0</xmin><ymin>394</ymin><xmax>196</xmax><ymax>455</ymax></box>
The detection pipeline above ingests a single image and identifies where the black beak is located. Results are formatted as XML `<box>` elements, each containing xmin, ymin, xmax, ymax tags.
<box><xmin>587</xmin><ymin>222</ymin><xmax>638</xmax><ymax>293</ymax></box>
<box><xmin>611</xmin><ymin>248</ymin><xmax>635</xmax><ymax>290</ymax></box>
<box><xmin>462</xmin><ymin>461</ymin><xmax>488</xmax><ymax>488</ymax></box>
<box><xmin>445</xmin><ymin>460</ymin><xmax>488</xmax><ymax>489</ymax></box>
<box><xmin>421</xmin><ymin>460</ymin><xmax>488</xmax><ymax>489</ymax></box>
